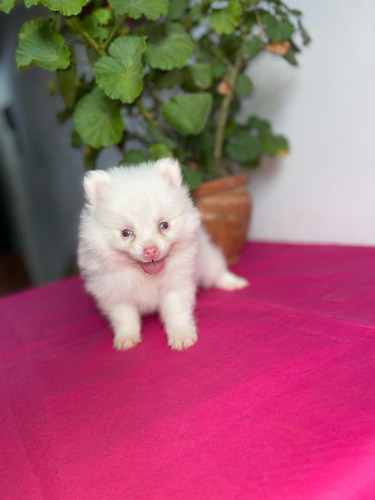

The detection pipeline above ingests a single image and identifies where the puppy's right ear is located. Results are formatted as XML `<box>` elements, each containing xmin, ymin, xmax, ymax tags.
<box><xmin>83</xmin><ymin>170</ymin><xmax>110</xmax><ymax>207</ymax></box>
<box><xmin>154</xmin><ymin>158</ymin><xmax>182</xmax><ymax>187</ymax></box>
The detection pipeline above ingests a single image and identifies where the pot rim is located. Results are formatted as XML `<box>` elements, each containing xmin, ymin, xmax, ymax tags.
<box><xmin>190</xmin><ymin>173</ymin><xmax>249</xmax><ymax>199</ymax></box>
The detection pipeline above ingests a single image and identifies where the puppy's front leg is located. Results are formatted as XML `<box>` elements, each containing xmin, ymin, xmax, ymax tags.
<box><xmin>160</xmin><ymin>287</ymin><xmax>197</xmax><ymax>351</ymax></box>
<box><xmin>106</xmin><ymin>303</ymin><xmax>142</xmax><ymax>350</ymax></box>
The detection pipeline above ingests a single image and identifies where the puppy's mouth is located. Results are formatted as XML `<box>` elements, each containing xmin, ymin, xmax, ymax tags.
<box><xmin>141</xmin><ymin>258</ymin><xmax>166</xmax><ymax>276</ymax></box>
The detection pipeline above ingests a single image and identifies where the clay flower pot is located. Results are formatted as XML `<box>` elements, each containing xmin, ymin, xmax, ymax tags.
<box><xmin>191</xmin><ymin>173</ymin><xmax>251</xmax><ymax>265</ymax></box>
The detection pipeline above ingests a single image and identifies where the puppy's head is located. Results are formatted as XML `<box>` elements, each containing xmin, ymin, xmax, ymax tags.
<box><xmin>83</xmin><ymin>159</ymin><xmax>200</xmax><ymax>275</ymax></box>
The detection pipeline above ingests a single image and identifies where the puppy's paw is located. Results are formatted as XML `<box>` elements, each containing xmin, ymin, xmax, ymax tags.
<box><xmin>113</xmin><ymin>332</ymin><xmax>141</xmax><ymax>351</ymax></box>
<box><xmin>216</xmin><ymin>271</ymin><xmax>249</xmax><ymax>291</ymax></box>
<box><xmin>167</xmin><ymin>327</ymin><xmax>197</xmax><ymax>351</ymax></box>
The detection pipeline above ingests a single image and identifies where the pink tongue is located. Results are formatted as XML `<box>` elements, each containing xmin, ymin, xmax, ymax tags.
<box><xmin>142</xmin><ymin>259</ymin><xmax>165</xmax><ymax>276</ymax></box>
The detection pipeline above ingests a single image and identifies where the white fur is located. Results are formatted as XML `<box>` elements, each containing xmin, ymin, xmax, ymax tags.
<box><xmin>78</xmin><ymin>159</ymin><xmax>248</xmax><ymax>351</ymax></box>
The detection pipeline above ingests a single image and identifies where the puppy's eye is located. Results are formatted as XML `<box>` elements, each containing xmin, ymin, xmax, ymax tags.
<box><xmin>121</xmin><ymin>228</ymin><xmax>134</xmax><ymax>238</ymax></box>
<box><xmin>158</xmin><ymin>221</ymin><xmax>169</xmax><ymax>231</ymax></box>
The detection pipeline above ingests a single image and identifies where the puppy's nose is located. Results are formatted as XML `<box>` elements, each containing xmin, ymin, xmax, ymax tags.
<box><xmin>143</xmin><ymin>246</ymin><xmax>159</xmax><ymax>260</ymax></box>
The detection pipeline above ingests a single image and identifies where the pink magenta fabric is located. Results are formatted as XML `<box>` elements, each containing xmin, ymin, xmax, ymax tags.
<box><xmin>1</xmin><ymin>242</ymin><xmax>375</xmax><ymax>499</ymax></box>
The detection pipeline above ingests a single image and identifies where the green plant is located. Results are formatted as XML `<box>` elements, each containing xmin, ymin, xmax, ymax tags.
<box><xmin>1</xmin><ymin>0</ymin><xmax>310</xmax><ymax>188</ymax></box>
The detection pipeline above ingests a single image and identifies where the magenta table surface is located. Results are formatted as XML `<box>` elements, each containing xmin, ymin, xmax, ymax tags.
<box><xmin>1</xmin><ymin>242</ymin><xmax>375</xmax><ymax>499</ymax></box>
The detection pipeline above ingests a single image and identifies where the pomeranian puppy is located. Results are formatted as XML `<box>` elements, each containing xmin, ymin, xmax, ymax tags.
<box><xmin>78</xmin><ymin>158</ymin><xmax>248</xmax><ymax>350</ymax></box>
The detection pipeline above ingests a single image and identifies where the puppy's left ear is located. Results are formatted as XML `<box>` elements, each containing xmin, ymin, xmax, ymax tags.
<box><xmin>154</xmin><ymin>158</ymin><xmax>182</xmax><ymax>187</ymax></box>
<box><xmin>83</xmin><ymin>169</ymin><xmax>110</xmax><ymax>207</ymax></box>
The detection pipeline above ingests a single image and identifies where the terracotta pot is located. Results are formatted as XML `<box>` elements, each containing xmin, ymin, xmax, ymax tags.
<box><xmin>191</xmin><ymin>173</ymin><xmax>251</xmax><ymax>265</ymax></box>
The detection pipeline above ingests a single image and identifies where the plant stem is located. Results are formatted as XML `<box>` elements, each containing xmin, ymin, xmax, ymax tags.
<box><xmin>213</xmin><ymin>45</ymin><xmax>244</xmax><ymax>176</ymax></box>
<box><xmin>135</xmin><ymin>98</ymin><xmax>156</xmax><ymax>128</ymax></box>
<box><xmin>104</xmin><ymin>16</ymin><xmax>124</xmax><ymax>49</ymax></box>
<box><xmin>254</xmin><ymin>6</ymin><xmax>265</xmax><ymax>39</ymax></box>
<box><xmin>81</xmin><ymin>31</ymin><xmax>107</xmax><ymax>57</ymax></box>
<box><xmin>65</xmin><ymin>18</ymin><xmax>107</xmax><ymax>57</ymax></box>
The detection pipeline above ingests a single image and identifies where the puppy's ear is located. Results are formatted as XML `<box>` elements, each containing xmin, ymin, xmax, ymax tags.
<box><xmin>154</xmin><ymin>158</ymin><xmax>182</xmax><ymax>187</ymax></box>
<box><xmin>83</xmin><ymin>170</ymin><xmax>110</xmax><ymax>207</ymax></box>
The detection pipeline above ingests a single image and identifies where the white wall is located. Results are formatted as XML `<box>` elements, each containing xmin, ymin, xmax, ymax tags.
<box><xmin>244</xmin><ymin>0</ymin><xmax>375</xmax><ymax>246</ymax></box>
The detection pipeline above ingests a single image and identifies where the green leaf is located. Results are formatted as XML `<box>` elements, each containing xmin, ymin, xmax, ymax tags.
<box><xmin>181</xmin><ymin>165</ymin><xmax>202</xmax><ymax>190</ymax></box>
<box><xmin>73</xmin><ymin>87</ymin><xmax>124</xmax><ymax>148</ymax></box>
<box><xmin>195</xmin><ymin>129</ymin><xmax>214</xmax><ymax>153</ymax></box>
<box><xmin>94</xmin><ymin>36</ymin><xmax>146</xmax><ymax>104</ymax></box>
<box><xmin>41</xmin><ymin>0</ymin><xmax>89</xmax><ymax>16</ymax></box>
<box><xmin>82</xmin><ymin>12</ymin><xmax>109</xmax><ymax>40</ymax></box>
<box><xmin>235</xmin><ymin>73</ymin><xmax>252</xmax><ymax>96</ymax></box>
<box><xmin>16</xmin><ymin>18</ymin><xmax>70</xmax><ymax>71</ymax></box>
<box><xmin>168</xmin><ymin>0</ymin><xmax>189</xmax><ymax>20</ymax></box>
<box><xmin>275</xmin><ymin>5</ymin><xmax>287</xmax><ymax>17</ymax></box>
<box><xmin>83</xmin><ymin>146</ymin><xmax>100</xmax><ymax>171</ymax></box>
<box><xmin>284</xmin><ymin>47</ymin><xmax>298</xmax><ymax>66</ymax></box>
<box><xmin>243</xmin><ymin>36</ymin><xmax>263</xmax><ymax>58</ymax></box>
<box><xmin>298</xmin><ymin>20</ymin><xmax>311</xmax><ymax>46</ymax></box>
<box><xmin>82</xmin><ymin>9</ymin><xmax>113</xmax><ymax>41</ymax></box>
<box><xmin>260</xmin><ymin>130</ymin><xmax>288</xmax><ymax>156</ymax></box>
<box><xmin>148</xmin><ymin>143</ymin><xmax>173</xmax><ymax>161</ymax></box>
<box><xmin>145</xmin><ymin>23</ymin><xmax>193</xmax><ymax>71</ymax></box>
<box><xmin>162</xmin><ymin>93</ymin><xmax>212</xmax><ymax>136</ymax></box>
<box><xmin>209</xmin><ymin>0</ymin><xmax>242</xmax><ymax>35</ymax></box>
<box><xmin>212</xmin><ymin>63</ymin><xmax>226</xmax><ymax>79</ymax></box>
<box><xmin>48</xmin><ymin>77</ymin><xmax>57</xmax><ymax>95</ymax></box>
<box><xmin>248</xmin><ymin>116</ymin><xmax>271</xmax><ymax>133</ymax></box>
<box><xmin>262</xmin><ymin>14</ymin><xmax>294</xmax><ymax>42</ymax></box>
<box><xmin>56</xmin><ymin>48</ymin><xmax>78</xmax><ymax>109</ymax></box>
<box><xmin>109</xmin><ymin>0</ymin><xmax>168</xmax><ymax>20</ymax></box>
<box><xmin>189</xmin><ymin>0</ymin><xmax>210</xmax><ymax>20</ymax></box>
<box><xmin>86</xmin><ymin>45</ymin><xmax>100</xmax><ymax>65</ymax></box>
<box><xmin>94</xmin><ymin>8</ymin><xmax>114</xmax><ymax>25</ymax></box>
<box><xmin>228</xmin><ymin>95</ymin><xmax>241</xmax><ymax>117</ymax></box>
<box><xmin>224</xmin><ymin>120</ymin><xmax>238</xmax><ymax>139</ymax></box>
<box><xmin>218</xmin><ymin>33</ymin><xmax>241</xmax><ymax>59</ymax></box>
<box><xmin>149</xmin><ymin>128</ymin><xmax>177</xmax><ymax>149</ymax></box>
<box><xmin>71</xmin><ymin>130</ymin><xmax>82</xmax><ymax>148</ymax></box>
<box><xmin>0</xmin><ymin>0</ymin><xmax>16</xmax><ymax>13</ymax></box>
<box><xmin>154</xmin><ymin>69</ymin><xmax>184</xmax><ymax>89</ymax></box>
<box><xmin>121</xmin><ymin>150</ymin><xmax>147</xmax><ymax>165</ymax></box>
<box><xmin>56</xmin><ymin>108</ymin><xmax>72</xmax><ymax>124</ymax></box>
<box><xmin>187</xmin><ymin>63</ymin><xmax>213</xmax><ymax>89</ymax></box>
<box><xmin>225</xmin><ymin>130</ymin><xmax>261</xmax><ymax>163</ymax></box>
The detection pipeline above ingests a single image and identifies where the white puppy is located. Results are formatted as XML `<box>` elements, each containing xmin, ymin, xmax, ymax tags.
<box><xmin>78</xmin><ymin>159</ymin><xmax>248</xmax><ymax>350</ymax></box>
